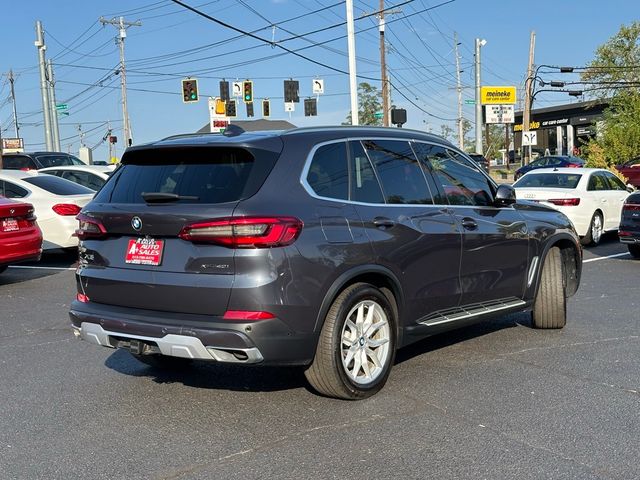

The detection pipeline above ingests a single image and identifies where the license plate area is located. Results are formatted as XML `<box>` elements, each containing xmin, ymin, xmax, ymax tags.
<box><xmin>125</xmin><ymin>238</ymin><xmax>164</xmax><ymax>266</ymax></box>
<box><xmin>2</xmin><ymin>218</ymin><xmax>19</xmax><ymax>232</ymax></box>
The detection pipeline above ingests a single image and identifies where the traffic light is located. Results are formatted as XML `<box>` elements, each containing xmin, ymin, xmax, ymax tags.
<box><xmin>262</xmin><ymin>99</ymin><xmax>270</xmax><ymax>118</ymax></box>
<box><xmin>246</xmin><ymin>102</ymin><xmax>254</xmax><ymax>118</ymax></box>
<box><xmin>219</xmin><ymin>80</ymin><xmax>230</xmax><ymax>101</ymax></box>
<box><xmin>391</xmin><ymin>108</ymin><xmax>407</xmax><ymax>127</ymax></box>
<box><xmin>181</xmin><ymin>78</ymin><xmax>199</xmax><ymax>103</ymax></box>
<box><xmin>225</xmin><ymin>99</ymin><xmax>237</xmax><ymax>117</ymax></box>
<box><xmin>284</xmin><ymin>80</ymin><xmax>299</xmax><ymax>103</ymax></box>
<box><xmin>242</xmin><ymin>80</ymin><xmax>253</xmax><ymax>103</ymax></box>
<box><xmin>304</xmin><ymin>98</ymin><xmax>317</xmax><ymax>116</ymax></box>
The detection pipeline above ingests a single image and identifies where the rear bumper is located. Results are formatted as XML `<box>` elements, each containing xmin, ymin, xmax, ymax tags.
<box><xmin>69</xmin><ymin>301</ymin><xmax>317</xmax><ymax>365</ymax></box>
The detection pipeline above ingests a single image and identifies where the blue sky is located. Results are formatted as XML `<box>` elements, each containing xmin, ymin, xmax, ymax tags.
<box><xmin>1</xmin><ymin>0</ymin><xmax>635</xmax><ymax>160</ymax></box>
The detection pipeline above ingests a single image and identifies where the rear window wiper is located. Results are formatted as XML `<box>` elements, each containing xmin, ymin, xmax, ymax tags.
<box><xmin>141</xmin><ymin>192</ymin><xmax>199</xmax><ymax>203</ymax></box>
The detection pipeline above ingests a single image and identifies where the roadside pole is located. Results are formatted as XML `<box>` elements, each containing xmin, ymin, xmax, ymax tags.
<box><xmin>522</xmin><ymin>30</ymin><xmax>536</xmax><ymax>165</ymax></box>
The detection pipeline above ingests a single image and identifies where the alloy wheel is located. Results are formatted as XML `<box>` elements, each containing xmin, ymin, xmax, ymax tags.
<box><xmin>340</xmin><ymin>300</ymin><xmax>391</xmax><ymax>385</ymax></box>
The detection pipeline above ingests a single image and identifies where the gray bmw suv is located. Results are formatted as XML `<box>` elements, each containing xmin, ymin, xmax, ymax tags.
<box><xmin>70</xmin><ymin>126</ymin><xmax>582</xmax><ymax>399</ymax></box>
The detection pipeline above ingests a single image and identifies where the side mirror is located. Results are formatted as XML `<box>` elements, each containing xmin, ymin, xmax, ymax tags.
<box><xmin>627</xmin><ymin>185</ymin><xmax>635</xmax><ymax>193</ymax></box>
<box><xmin>494</xmin><ymin>184</ymin><xmax>516</xmax><ymax>207</ymax></box>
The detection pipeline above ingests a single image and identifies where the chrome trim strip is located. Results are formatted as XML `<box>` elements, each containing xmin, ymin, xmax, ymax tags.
<box><xmin>77</xmin><ymin>322</ymin><xmax>264</xmax><ymax>364</ymax></box>
<box><xmin>299</xmin><ymin>137</ymin><xmax>497</xmax><ymax>208</ymax></box>
<box><xmin>527</xmin><ymin>256</ymin><xmax>539</xmax><ymax>287</ymax></box>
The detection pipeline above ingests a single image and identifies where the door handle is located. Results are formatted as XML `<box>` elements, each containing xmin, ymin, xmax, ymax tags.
<box><xmin>461</xmin><ymin>217</ymin><xmax>478</xmax><ymax>230</ymax></box>
<box><xmin>373</xmin><ymin>217</ymin><xmax>395</xmax><ymax>228</ymax></box>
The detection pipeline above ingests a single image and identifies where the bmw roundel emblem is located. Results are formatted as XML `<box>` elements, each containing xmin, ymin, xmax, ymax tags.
<box><xmin>131</xmin><ymin>216</ymin><xmax>143</xmax><ymax>231</ymax></box>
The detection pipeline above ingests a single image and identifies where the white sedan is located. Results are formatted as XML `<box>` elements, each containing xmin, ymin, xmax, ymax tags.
<box><xmin>39</xmin><ymin>165</ymin><xmax>114</xmax><ymax>191</ymax></box>
<box><xmin>0</xmin><ymin>170</ymin><xmax>94</xmax><ymax>250</ymax></box>
<box><xmin>514</xmin><ymin>167</ymin><xmax>632</xmax><ymax>245</ymax></box>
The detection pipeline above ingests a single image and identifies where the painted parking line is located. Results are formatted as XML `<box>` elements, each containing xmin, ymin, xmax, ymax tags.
<box><xmin>8</xmin><ymin>265</ymin><xmax>76</xmax><ymax>271</ymax></box>
<box><xmin>583</xmin><ymin>252</ymin><xmax>631</xmax><ymax>264</ymax></box>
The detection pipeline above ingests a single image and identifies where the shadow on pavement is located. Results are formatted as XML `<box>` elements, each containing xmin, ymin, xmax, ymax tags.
<box><xmin>105</xmin><ymin>348</ymin><xmax>308</xmax><ymax>393</ymax></box>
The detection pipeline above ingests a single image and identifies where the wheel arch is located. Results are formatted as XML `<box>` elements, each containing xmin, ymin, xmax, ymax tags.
<box><xmin>313</xmin><ymin>265</ymin><xmax>404</xmax><ymax>343</ymax></box>
<box><xmin>530</xmin><ymin>233</ymin><xmax>582</xmax><ymax>300</ymax></box>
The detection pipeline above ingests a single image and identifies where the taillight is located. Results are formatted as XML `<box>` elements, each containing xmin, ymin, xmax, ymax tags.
<box><xmin>76</xmin><ymin>293</ymin><xmax>90</xmax><ymax>303</ymax></box>
<box><xmin>623</xmin><ymin>203</ymin><xmax>640</xmax><ymax>211</ymax></box>
<box><xmin>75</xmin><ymin>213</ymin><xmax>107</xmax><ymax>240</ymax></box>
<box><xmin>548</xmin><ymin>198</ymin><xmax>581</xmax><ymax>206</ymax></box>
<box><xmin>178</xmin><ymin>216</ymin><xmax>303</xmax><ymax>248</ymax></box>
<box><xmin>223</xmin><ymin>310</ymin><xmax>275</xmax><ymax>320</ymax></box>
<box><xmin>567</xmin><ymin>163</ymin><xmax>582</xmax><ymax>168</ymax></box>
<box><xmin>52</xmin><ymin>203</ymin><xmax>82</xmax><ymax>216</ymax></box>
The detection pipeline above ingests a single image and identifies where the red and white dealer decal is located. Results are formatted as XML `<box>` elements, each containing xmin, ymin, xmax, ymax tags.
<box><xmin>2</xmin><ymin>218</ymin><xmax>19</xmax><ymax>232</ymax></box>
<box><xmin>125</xmin><ymin>238</ymin><xmax>164</xmax><ymax>265</ymax></box>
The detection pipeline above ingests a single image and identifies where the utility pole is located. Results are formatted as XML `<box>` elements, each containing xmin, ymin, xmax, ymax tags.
<box><xmin>454</xmin><ymin>32</ymin><xmax>463</xmax><ymax>149</ymax></box>
<box><xmin>8</xmin><ymin>70</ymin><xmax>19</xmax><ymax>138</ymax></box>
<box><xmin>522</xmin><ymin>30</ymin><xmax>536</xmax><ymax>165</ymax></box>
<box><xmin>47</xmin><ymin>60</ymin><xmax>61</xmax><ymax>151</ymax></box>
<box><xmin>35</xmin><ymin>21</ymin><xmax>53</xmax><ymax>151</ymax></box>
<box><xmin>474</xmin><ymin>38</ymin><xmax>486</xmax><ymax>155</ymax></box>
<box><xmin>379</xmin><ymin>0</ymin><xmax>389</xmax><ymax>127</ymax></box>
<box><xmin>345</xmin><ymin>0</ymin><xmax>359</xmax><ymax>125</ymax></box>
<box><xmin>100</xmin><ymin>16</ymin><xmax>141</xmax><ymax>147</ymax></box>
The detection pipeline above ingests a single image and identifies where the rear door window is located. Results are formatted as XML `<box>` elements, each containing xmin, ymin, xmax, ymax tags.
<box><xmin>362</xmin><ymin>140</ymin><xmax>432</xmax><ymax>204</ymax></box>
<box><xmin>23</xmin><ymin>175</ymin><xmax>94</xmax><ymax>195</ymax></box>
<box><xmin>588</xmin><ymin>173</ymin><xmax>609</xmax><ymax>191</ymax></box>
<box><xmin>95</xmin><ymin>147</ymin><xmax>275</xmax><ymax>204</ymax></box>
<box><xmin>34</xmin><ymin>154</ymin><xmax>83</xmax><ymax>167</ymax></box>
<box><xmin>307</xmin><ymin>142</ymin><xmax>349</xmax><ymax>200</ymax></box>
<box><xmin>349</xmin><ymin>141</ymin><xmax>384</xmax><ymax>204</ymax></box>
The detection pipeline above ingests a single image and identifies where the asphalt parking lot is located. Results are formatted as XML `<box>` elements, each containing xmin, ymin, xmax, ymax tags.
<box><xmin>1</xmin><ymin>234</ymin><xmax>638</xmax><ymax>479</ymax></box>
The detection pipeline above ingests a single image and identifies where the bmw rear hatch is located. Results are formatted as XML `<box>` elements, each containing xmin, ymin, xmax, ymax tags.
<box><xmin>76</xmin><ymin>137</ymin><xmax>282</xmax><ymax>316</ymax></box>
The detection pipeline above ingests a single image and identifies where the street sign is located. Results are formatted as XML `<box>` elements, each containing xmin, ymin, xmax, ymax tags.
<box><xmin>485</xmin><ymin>105</ymin><xmax>514</xmax><ymax>124</ymax></box>
<box><xmin>522</xmin><ymin>131</ymin><xmax>538</xmax><ymax>146</ymax></box>
<box><xmin>481</xmin><ymin>86</ymin><xmax>517</xmax><ymax>105</ymax></box>
<box><xmin>232</xmin><ymin>81</ymin><xmax>242</xmax><ymax>97</ymax></box>
<box><xmin>312</xmin><ymin>79</ymin><xmax>324</xmax><ymax>94</ymax></box>
<box><xmin>284</xmin><ymin>102</ymin><xmax>295</xmax><ymax>112</ymax></box>
<box><xmin>374</xmin><ymin>111</ymin><xmax>384</xmax><ymax>119</ymax></box>
<box><xmin>208</xmin><ymin>96</ymin><xmax>230</xmax><ymax>133</ymax></box>
<box><xmin>58</xmin><ymin>111</ymin><xmax>69</xmax><ymax>116</ymax></box>
<box><xmin>464</xmin><ymin>99</ymin><xmax>475</xmax><ymax>105</ymax></box>
<box><xmin>56</xmin><ymin>103</ymin><xmax>68</xmax><ymax>110</ymax></box>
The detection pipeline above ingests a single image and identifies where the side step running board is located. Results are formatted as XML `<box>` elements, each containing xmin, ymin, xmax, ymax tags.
<box><xmin>419</xmin><ymin>298</ymin><xmax>526</xmax><ymax>327</ymax></box>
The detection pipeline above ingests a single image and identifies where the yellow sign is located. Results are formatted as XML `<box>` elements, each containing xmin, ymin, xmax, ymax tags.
<box><xmin>481</xmin><ymin>86</ymin><xmax>516</xmax><ymax>105</ymax></box>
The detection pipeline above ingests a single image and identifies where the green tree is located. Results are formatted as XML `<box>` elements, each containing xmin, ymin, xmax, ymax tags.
<box><xmin>440</xmin><ymin>124</ymin><xmax>454</xmax><ymax>142</ymax></box>
<box><xmin>343</xmin><ymin>82</ymin><xmax>383</xmax><ymax>126</ymax></box>
<box><xmin>581</xmin><ymin>22</ymin><xmax>640</xmax><ymax>174</ymax></box>
<box><xmin>584</xmin><ymin>91</ymin><xmax>640</xmax><ymax>169</ymax></box>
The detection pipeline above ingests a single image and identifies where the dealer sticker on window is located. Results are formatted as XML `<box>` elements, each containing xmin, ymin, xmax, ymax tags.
<box><xmin>2</xmin><ymin>218</ymin><xmax>19</xmax><ymax>232</ymax></box>
<box><xmin>125</xmin><ymin>237</ymin><xmax>164</xmax><ymax>266</ymax></box>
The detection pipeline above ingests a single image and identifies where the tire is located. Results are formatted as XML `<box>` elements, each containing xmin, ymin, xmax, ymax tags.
<box><xmin>629</xmin><ymin>244</ymin><xmax>640</xmax><ymax>259</ymax></box>
<box><xmin>131</xmin><ymin>353</ymin><xmax>193</xmax><ymax>369</ymax></box>
<box><xmin>532</xmin><ymin>247</ymin><xmax>566</xmax><ymax>329</ymax></box>
<box><xmin>581</xmin><ymin>211</ymin><xmax>604</xmax><ymax>246</ymax></box>
<box><xmin>0</xmin><ymin>266</ymin><xmax>7</xmax><ymax>274</ymax></box>
<box><xmin>305</xmin><ymin>283</ymin><xmax>397</xmax><ymax>400</ymax></box>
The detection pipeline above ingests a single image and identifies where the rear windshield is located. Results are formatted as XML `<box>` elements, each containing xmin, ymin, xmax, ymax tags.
<box><xmin>2</xmin><ymin>156</ymin><xmax>36</xmax><ymax>169</ymax></box>
<box><xmin>514</xmin><ymin>173</ymin><xmax>582</xmax><ymax>189</ymax></box>
<box><xmin>23</xmin><ymin>176</ymin><xmax>94</xmax><ymax>195</ymax></box>
<box><xmin>94</xmin><ymin>147</ymin><xmax>277</xmax><ymax>204</ymax></box>
<box><xmin>34</xmin><ymin>154</ymin><xmax>84</xmax><ymax>167</ymax></box>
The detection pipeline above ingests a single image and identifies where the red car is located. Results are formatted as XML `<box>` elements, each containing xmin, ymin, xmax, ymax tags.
<box><xmin>616</xmin><ymin>157</ymin><xmax>640</xmax><ymax>188</ymax></box>
<box><xmin>0</xmin><ymin>197</ymin><xmax>43</xmax><ymax>273</ymax></box>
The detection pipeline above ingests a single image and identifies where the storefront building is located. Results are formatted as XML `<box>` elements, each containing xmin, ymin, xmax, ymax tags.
<box><xmin>514</xmin><ymin>99</ymin><xmax>608</xmax><ymax>157</ymax></box>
